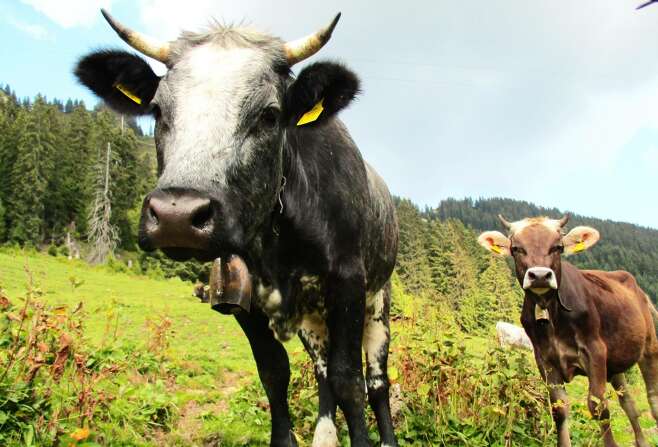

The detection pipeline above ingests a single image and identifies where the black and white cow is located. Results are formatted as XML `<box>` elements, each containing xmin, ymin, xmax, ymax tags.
<box><xmin>75</xmin><ymin>10</ymin><xmax>399</xmax><ymax>447</ymax></box>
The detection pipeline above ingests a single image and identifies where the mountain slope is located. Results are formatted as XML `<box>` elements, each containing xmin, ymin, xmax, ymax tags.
<box><xmin>431</xmin><ymin>197</ymin><xmax>658</xmax><ymax>301</ymax></box>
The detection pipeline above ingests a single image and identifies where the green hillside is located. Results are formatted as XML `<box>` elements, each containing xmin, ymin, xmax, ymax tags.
<box><xmin>432</xmin><ymin>197</ymin><xmax>658</xmax><ymax>301</ymax></box>
<box><xmin>2</xmin><ymin>217</ymin><xmax>657</xmax><ymax>445</ymax></box>
<box><xmin>2</xmin><ymin>86</ymin><xmax>657</xmax><ymax>445</ymax></box>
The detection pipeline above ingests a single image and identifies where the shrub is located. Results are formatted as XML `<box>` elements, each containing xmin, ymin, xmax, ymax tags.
<box><xmin>0</xmin><ymin>270</ymin><xmax>181</xmax><ymax>446</ymax></box>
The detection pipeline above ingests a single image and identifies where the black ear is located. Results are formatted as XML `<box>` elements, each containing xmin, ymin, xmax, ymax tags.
<box><xmin>284</xmin><ymin>61</ymin><xmax>360</xmax><ymax>127</ymax></box>
<box><xmin>74</xmin><ymin>49</ymin><xmax>159</xmax><ymax>115</ymax></box>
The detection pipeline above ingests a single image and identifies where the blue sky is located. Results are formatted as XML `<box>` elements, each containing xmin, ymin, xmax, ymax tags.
<box><xmin>2</xmin><ymin>0</ymin><xmax>658</xmax><ymax>229</ymax></box>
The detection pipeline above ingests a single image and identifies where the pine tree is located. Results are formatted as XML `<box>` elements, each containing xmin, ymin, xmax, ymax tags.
<box><xmin>7</xmin><ymin>106</ymin><xmax>48</xmax><ymax>245</ymax></box>
<box><xmin>47</xmin><ymin>104</ymin><xmax>94</xmax><ymax>240</ymax></box>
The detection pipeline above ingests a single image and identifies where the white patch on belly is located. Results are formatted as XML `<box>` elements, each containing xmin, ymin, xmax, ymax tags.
<box><xmin>265</xmin><ymin>289</ymin><xmax>281</xmax><ymax>310</ymax></box>
<box><xmin>312</xmin><ymin>415</ymin><xmax>338</xmax><ymax>447</ymax></box>
<box><xmin>254</xmin><ymin>276</ymin><xmax>326</xmax><ymax>343</ymax></box>
<box><xmin>300</xmin><ymin>313</ymin><xmax>329</xmax><ymax>377</ymax></box>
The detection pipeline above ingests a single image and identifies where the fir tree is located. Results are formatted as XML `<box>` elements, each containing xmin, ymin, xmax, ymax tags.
<box><xmin>7</xmin><ymin>107</ymin><xmax>48</xmax><ymax>245</ymax></box>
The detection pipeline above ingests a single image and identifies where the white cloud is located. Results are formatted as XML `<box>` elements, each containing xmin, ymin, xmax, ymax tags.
<box><xmin>96</xmin><ymin>0</ymin><xmax>658</xmax><ymax>227</ymax></box>
<box><xmin>8</xmin><ymin>17</ymin><xmax>53</xmax><ymax>41</ymax></box>
<box><xmin>642</xmin><ymin>146</ymin><xmax>658</xmax><ymax>169</ymax></box>
<box><xmin>21</xmin><ymin>0</ymin><xmax>112</xmax><ymax>28</ymax></box>
<box><xmin>136</xmin><ymin>0</ymin><xmax>235</xmax><ymax>38</ymax></box>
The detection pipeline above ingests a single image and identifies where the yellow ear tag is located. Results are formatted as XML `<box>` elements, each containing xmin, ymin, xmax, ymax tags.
<box><xmin>296</xmin><ymin>98</ymin><xmax>324</xmax><ymax>126</ymax></box>
<box><xmin>115</xmin><ymin>83</ymin><xmax>142</xmax><ymax>105</ymax></box>
<box><xmin>573</xmin><ymin>241</ymin><xmax>586</xmax><ymax>253</ymax></box>
<box><xmin>491</xmin><ymin>244</ymin><xmax>502</xmax><ymax>254</ymax></box>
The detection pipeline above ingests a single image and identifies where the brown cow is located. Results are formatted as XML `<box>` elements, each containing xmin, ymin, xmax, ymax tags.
<box><xmin>478</xmin><ymin>215</ymin><xmax>658</xmax><ymax>447</ymax></box>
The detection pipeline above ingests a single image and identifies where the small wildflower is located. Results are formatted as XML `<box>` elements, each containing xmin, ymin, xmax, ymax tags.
<box><xmin>70</xmin><ymin>427</ymin><xmax>89</xmax><ymax>441</ymax></box>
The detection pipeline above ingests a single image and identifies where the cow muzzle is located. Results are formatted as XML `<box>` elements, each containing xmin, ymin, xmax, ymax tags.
<box><xmin>523</xmin><ymin>267</ymin><xmax>558</xmax><ymax>295</ymax></box>
<box><xmin>139</xmin><ymin>189</ymin><xmax>216</xmax><ymax>260</ymax></box>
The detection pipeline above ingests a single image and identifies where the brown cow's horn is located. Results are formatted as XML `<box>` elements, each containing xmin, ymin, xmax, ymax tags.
<box><xmin>498</xmin><ymin>214</ymin><xmax>513</xmax><ymax>230</ymax></box>
<box><xmin>558</xmin><ymin>214</ymin><xmax>570</xmax><ymax>228</ymax></box>
<box><xmin>101</xmin><ymin>9</ymin><xmax>170</xmax><ymax>64</ymax></box>
<box><xmin>284</xmin><ymin>13</ymin><xmax>341</xmax><ymax>66</ymax></box>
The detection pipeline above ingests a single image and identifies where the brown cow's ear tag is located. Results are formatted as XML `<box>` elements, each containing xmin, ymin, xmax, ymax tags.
<box><xmin>296</xmin><ymin>98</ymin><xmax>324</xmax><ymax>126</ymax></box>
<box><xmin>572</xmin><ymin>241</ymin><xmax>586</xmax><ymax>253</ymax></box>
<box><xmin>115</xmin><ymin>83</ymin><xmax>142</xmax><ymax>105</ymax></box>
<box><xmin>490</xmin><ymin>244</ymin><xmax>502</xmax><ymax>254</ymax></box>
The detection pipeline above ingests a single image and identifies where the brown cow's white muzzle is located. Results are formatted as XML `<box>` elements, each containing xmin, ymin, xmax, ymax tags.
<box><xmin>523</xmin><ymin>267</ymin><xmax>558</xmax><ymax>295</ymax></box>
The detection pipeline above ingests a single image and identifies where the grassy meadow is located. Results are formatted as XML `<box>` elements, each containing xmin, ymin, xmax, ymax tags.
<box><xmin>1</xmin><ymin>247</ymin><xmax>657</xmax><ymax>446</ymax></box>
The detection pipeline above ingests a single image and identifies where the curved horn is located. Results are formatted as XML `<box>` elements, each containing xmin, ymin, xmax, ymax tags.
<box><xmin>498</xmin><ymin>214</ymin><xmax>513</xmax><ymax>230</ymax></box>
<box><xmin>101</xmin><ymin>9</ymin><xmax>170</xmax><ymax>64</ymax></box>
<box><xmin>284</xmin><ymin>13</ymin><xmax>341</xmax><ymax>66</ymax></box>
<box><xmin>558</xmin><ymin>214</ymin><xmax>570</xmax><ymax>228</ymax></box>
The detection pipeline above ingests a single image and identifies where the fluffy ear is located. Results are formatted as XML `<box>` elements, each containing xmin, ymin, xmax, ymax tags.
<box><xmin>74</xmin><ymin>50</ymin><xmax>159</xmax><ymax>115</ymax></box>
<box><xmin>283</xmin><ymin>61</ymin><xmax>360</xmax><ymax>127</ymax></box>
<box><xmin>478</xmin><ymin>231</ymin><xmax>512</xmax><ymax>256</ymax></box>
<box><xmin>563</xmin><ymin>226</ymin><xmax>600</xmax><ymax>256</ymax></box>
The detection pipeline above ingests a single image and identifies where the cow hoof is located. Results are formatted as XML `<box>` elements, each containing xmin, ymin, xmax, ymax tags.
<box><xmin>272</xmin><ymin>430</ymin><xmax>298</xmax><ymax>447</ymax></box>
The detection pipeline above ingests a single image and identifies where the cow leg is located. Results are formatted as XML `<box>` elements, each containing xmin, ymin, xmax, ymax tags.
<box><xmin>544</xmin><ymin>367</ymin><xmax>571</xmax><ymax>447</ymax></box>
<box><xmin>235</xmin><ymin>311</ymin><xmax>297</xmax><ymax>447</ymax></box>
<box><xmin>638</xmin><ymin>347</ymin><xmax>658</xmax><ymax>423</ymax></box>
<box><xmin>585</xmin><ymin>342</ymin><xmax>618</xmax><ymax>447</ymax></box>
<box><xmin>363</xmin><ymin>284</ymin><xmax>397</xmax><ymax>447</ymax></box>
<box><xmin>611</xmin><ymin>373</ymin><xmax>649</xmax><ymax>447</ymax></box>
<box><xmin>326</xmin><ymin>260</ymin><xmax>371</xmax><ymax>447</ymax></box>
<box><xmin>299</xmin><ymin>314</ymin><xmax>338</xmax><ymax>447</ymax></box>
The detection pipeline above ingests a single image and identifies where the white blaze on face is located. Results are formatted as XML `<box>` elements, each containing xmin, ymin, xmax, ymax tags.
<box><xmin>155</xmin><ymin>44</ymin><xmax>271</xmax><ymax>190</ymax></box>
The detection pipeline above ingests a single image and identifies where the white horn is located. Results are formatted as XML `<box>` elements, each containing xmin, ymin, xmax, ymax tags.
<box><xmin>284</xmin><ymin>13</ymin><xmax>341</xmax><ymax>66</ymax></box>
<box><xmin>101</xmin><ymin>9</ymin><xmax>170</xmax><ymax>64</ymax></box>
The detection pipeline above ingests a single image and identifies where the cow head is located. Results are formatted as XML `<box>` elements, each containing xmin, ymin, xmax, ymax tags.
<box><xmin>75</xmin><ymin>10</ymin><xmax>359</xmax><ymax>263</ymax></box>
<box><xmin>478</xmin><ymin>215</ymin><xmax>600</xmax><ymax>307</ymax></box>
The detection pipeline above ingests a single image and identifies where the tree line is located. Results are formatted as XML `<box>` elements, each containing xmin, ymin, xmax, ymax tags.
<box><xmin>394</xmin><ymin>198</ymin><xmax>524</xmax><ymax>332</ymax></box>
<box><xmin>0</xmin><ymin>85</ymin><xmax>155</xmax><ymax>252</ymax></box>
<box><xmin>1</xmin><ymin>85</ymin><xmax>654</xmax><ymax>308</ymax></box>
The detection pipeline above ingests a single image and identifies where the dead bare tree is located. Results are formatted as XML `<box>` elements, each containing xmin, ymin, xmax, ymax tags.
<box><xmin>87</xmin><ymin>142</ymin><xmax>118</xmax><ymax>264</ymax></box>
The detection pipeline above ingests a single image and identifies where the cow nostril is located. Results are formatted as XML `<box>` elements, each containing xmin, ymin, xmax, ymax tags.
<box><xmin>191</xmin><ymin>201</ymin><xmax>213</xmax><ymax>229</ymax></box>
<box><xmin>528</xmin><ymin>271</ymin><xmax>536</xmax><ymax>280</ymax></box>
<box><xmin>148</xmin><ymin>203</ymin><xmax>159</xmax><ymax>224</ymax></box>
<box><xmin>545</xmin><ymin>271</ymin><xmax>552</xmax><ymax>279</ymax></box>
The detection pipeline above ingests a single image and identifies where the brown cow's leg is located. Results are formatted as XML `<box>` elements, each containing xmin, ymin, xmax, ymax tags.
<box><xmin>545</xmin><ymin>367</ymin><xmax>571</xmax><ymax>447</ymax></box>
<box><xmin>611</xmin><ymin>373</ymin><xmax>649</xmax><ymax>447</ymax></box>
<box><xmin>638</xmin><ymin>350</ymin><xmax>658</xmax><ymax>423</ymax></box>
<box><xmin>586</xmin><ymin>342</ymin><xmax>618</xmax><ymax>447</ymax></box>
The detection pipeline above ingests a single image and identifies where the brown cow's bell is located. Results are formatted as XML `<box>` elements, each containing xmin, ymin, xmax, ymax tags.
<box><xmin>208</xmin><ymin>255</ymin><xmax>252</xmax><ymax>315</ymax></box>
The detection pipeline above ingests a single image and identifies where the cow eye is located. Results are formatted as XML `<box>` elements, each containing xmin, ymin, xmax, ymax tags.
<box><xmin>511</xmin><ymin>246</ymin><xmax>526</xmax><ymax>255</ymax></box>
<box><xmin>259</xmin><ymin>106</ymin><xmax>280</xmax><ymax>128</ymax></box>
<box><xmin>550</xmin><ymin>245</ymin><xmax>564</xmax><ymax>254</ymax></box>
